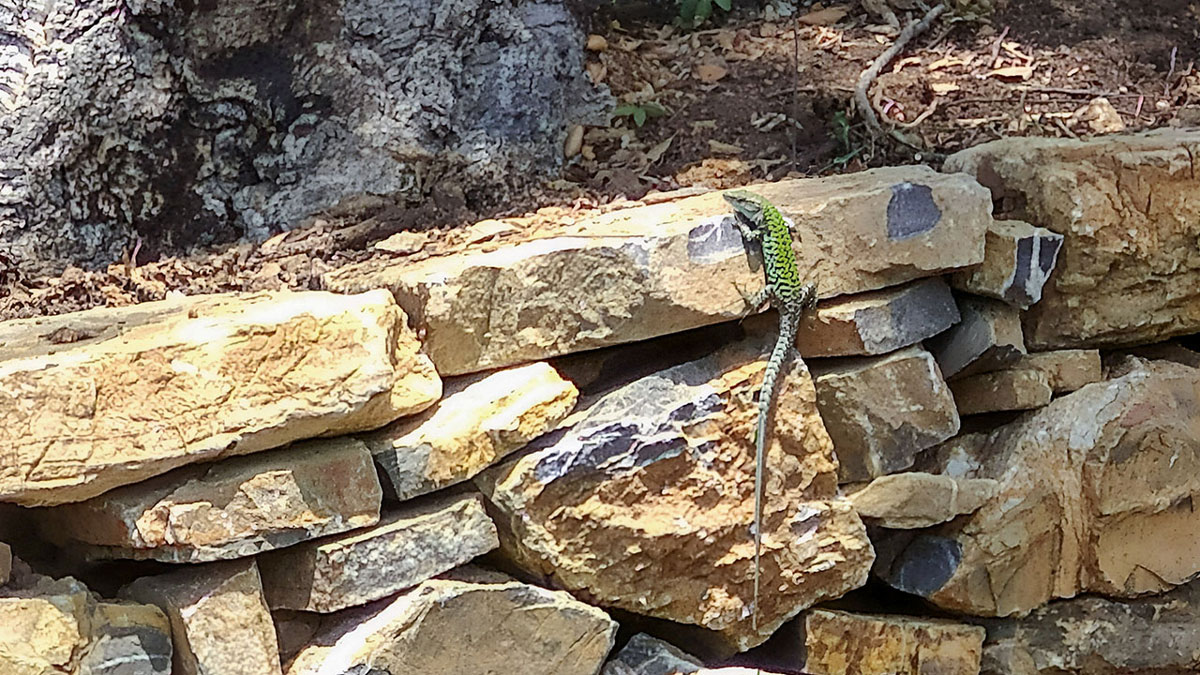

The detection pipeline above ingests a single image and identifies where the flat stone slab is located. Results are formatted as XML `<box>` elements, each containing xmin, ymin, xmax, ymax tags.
<box><xmin>41</xmin><ymin>437</ymin><xmax>382</xmax><ymax>563</ymax></box>
<box><xmin>122</xmin><ymin>559</ymin><xmax>282</xmax><ymax>675</ymax></box>
<box><xmin>362</xmin><ymin>362</ymin><xmax>578</xmax><ymax>501</ymax></box>
<box><xmin>804</xmin><ymin>609</ymin><xmax>984</xmax><ymax>675</ymax></box>
<box><xmin>949</xmin><ymin>369</ymin><xmax>1054</xmax><ymax>416</ymax></box>
<box><xmin>884</xmin><ymin>358</ymin><xmax>1200</xmax><ymax>616</ymax></box>
<box><xmin>950</xmin><ymin>220</ymin><xmax>1063</xmax><ymax>309</ymax></box>
<box><xmin>258</xmin><ymin>492</ymin><xmax>499</xmax><ymax>613</ymax></box>
<box><xmin>846</xmin><ymin>473</ymin><xmax>998</xmax><ymax>529</ymax></box>
<box><xmin>325</xmin><ymin>167</ymin><xmax>991</xmax><ymax>375</ymax></box>
<box><xmin>284</xmin><ymin>569</ymin><xmax>617</xmax><ymax>675</ymax></box>
<box><xmin>1010</xmin><ymin>349</ymin><xmax>1102</xmax><ymax>394</ymax></box>
<box><xmin>799</xmin><ymin>277</ymin><xmax>960</xmax><ymax>358</ymax></box>
<box><xmin>979</xmin><ymin>577</ymin><xmax>1200</xmax><ymax>674</ymax></box>
<box><xmin>812</xmin><ymin>346</ymin><xmax>960</xmax><ymax>483</ymax></box>
<box><xmin>477</xmin><ymin>330</ymin><xmax>873</xmax><ymax>651</ymax></box>
<box><xmin>946</xmin><ymin>129</ymin><xmax>1200</xmax><ymax>349</ymax></box>
<box><xmin>0</xmin><ymin>290</ymin><xmax>441</xmax><ymax>506</ymax></box>
<box><xmin>1</xmin><ymin>575</ymin><xmax>171</xmax><ymax>675</ymax></box>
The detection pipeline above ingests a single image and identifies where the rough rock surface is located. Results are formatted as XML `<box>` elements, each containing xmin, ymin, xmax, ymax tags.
<box><xmin>362</xmin><ymin>362</ymin><xmax>579</xmax><ymax>501</ymax></box>
<box><xmin>258</xmin><ymin>492</ymin><xmax>499</xmax><ymax>613</ymax></box>
<box><xmin>0</xmin><ymin>289</ymin><xmax>439</xmax><ymax>506</ymax></box>
<box><xmin>0</xmin><ymin>0</ymin><xmax>608</xmax><ymax>276</ymax></box>
<box><xmin>927</xmin><ymin>295</ymin><xmax>1026</xmax><ymax>379</ymax></box>
<box><xmin>41</xmin><ymin>437</ymin><xmax>382</xmax><ymax>562</ymax></box>
<box><xmin>0</xmin><ymin>573</ymin><xmax>172</xmax><ymax>675</ymax></box>
<box><xmin>603</xmin><ymin>633</ymin><xmax>785</xmax><ymax>675</ymax></box>
<box><xmin>122</xmin><ymin>559</ymin><xmax>281</xmax><ymax>675</ymax></box>
<box><xmin>477</xmin><ymin>331</ymin><xmax>874</xmax><ymax>651</ymax></box>
<box><xmin>979</xmin><ymin>577</ymin><xmax>1200</xmax><ymax>674</ymax></box>
<box><xmin>950</xmin><ymin>220</ymin><xmax>1063</xmax><ymax>309</ymax></box>
<box><xmin>879</xmin><ymin>358</ymin><xmax>1200</xmax><ymax>616</ymax></box>
<box><xmin>811</xmin><ymin>346</ymin><xmax>960</xmax><ymax>483</ymax></box>
<box><xmin>949</xmin><ymin>369</ymin><xmax>1054</xmax><ymax>416</ymax></box>
<box><xmin>799</xmin><ymin>278</ymin><xmax>960</xmax><ymax>358</ymax></box>
<box><xmin>1010</xmin><ymin>349</ymin><xmax>1103</xmax><ymax>394</ymax></box>
<box><xmin>847</xmin><ymin>473</ymin><xmax>998</xmax><ymax>529</ymax></box>
<box><xmin>804</xmin><ymin>609</ymin><xmax>985</xmax><ymax>675</ymax></box>
<box><xmin>326</xmin><ymin>166</ymin><xmax>991</xmax><ymax>375</ymax></box>
<box><xmin>283</xmin><ymin>569</ymin><xmax>617</xmax><ymax>675</ymax></box>
<box><xmin>0</xmin><ymin>543</ymin><xmax>9</xmax><ymax>586</ymax></box>
<box><xmin>946</xmin><ymin>130</ymin><xmax>1200</xmax><ymax>349</ymax></box>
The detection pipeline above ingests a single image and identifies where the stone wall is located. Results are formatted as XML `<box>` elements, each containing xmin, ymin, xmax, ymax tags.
<box><xmin>4</xmin><ymin>129</ymin><xmax>1200</xmax><ymax>674</ymax></box>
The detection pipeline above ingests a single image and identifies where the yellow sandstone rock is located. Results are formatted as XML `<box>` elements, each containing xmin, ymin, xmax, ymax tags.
<box><xmin>0</xmin><ymin>290</ymin><xmax>440</xmax><ymax>506</ymax></box>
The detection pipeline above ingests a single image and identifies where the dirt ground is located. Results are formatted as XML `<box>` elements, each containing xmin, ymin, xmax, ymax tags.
<box><xmin>4</xmin><ymin>0</ymin><xmax>1199</xmax><ymax>321</ymax></box>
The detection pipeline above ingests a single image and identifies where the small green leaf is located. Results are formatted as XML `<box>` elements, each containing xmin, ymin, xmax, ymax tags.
<box><xmin>633</xmin><ymin>107</ymin><xmax>647</xmax><ymax>126</ymax></box>
<box><xmin>613</xmin><ymin>104</ymin><xmax>639</xmax><ymax>118</ymax></box>
<box><xmin>714</xmin><ymin>0</ymin><xmax>731</xmax><ymax>10</ymax></box>
<box><xmin>679</xmin><ymin>0</ymin><xmax>699</xmax><ymax>24</ymax></box>
<box><xmin>695</xmin><ymin>0</ymin><xmax>713</xmax><ymax>24</ymax></box>
<box><xmin>641</xmin><ymin>101</ymin><xmax>668</xmax><ymax>117</ymax></box>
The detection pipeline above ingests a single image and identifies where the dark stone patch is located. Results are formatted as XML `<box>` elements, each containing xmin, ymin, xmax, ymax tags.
<box><xmin>1039</xmin><ymin>236</ymin><xmax>1063</xmax><ymax>276</ymax></box>
<box><xmin>886</xmin><ymin>183</ymin><xmax>941</xmax><ymax>240</ymax></box>
<box><xmin>1009</xmin><ymin>236</ymin><xmax>1034</xmax><ymax>305</ymax></box>
<box><xmin>879</xmin><ymin>533</ymin><xmax>962</xmax><ymax>598</ymax></box>
<box><xmin>882</xmin><ymin>279</ymin><xmax>961</xmax><ymax>354</ymax></box>
<box><xmin>687</xmin><ymin>215</ymin><xmax>746</xmax><ymax>264</ymax></box>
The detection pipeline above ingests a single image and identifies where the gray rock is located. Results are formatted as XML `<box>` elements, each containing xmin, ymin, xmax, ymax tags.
<box><xmin>979</xmin><ymin>577</ymin><xmax>1200</xmax><ymax>674</ymax></box>
<box><xmin>926</xmin><ymin>295</ymin><xmax>1025</xmax><ymax>379</ymax></box>
<box><xmin>283</xmin><ymin>570</ymin><xmax>617</xmax><ymax>675</ymax></box>
<box><xmin>258</xmin><ymin>492</ymin><xmax>500</xmax><ymax>613</ymax></box>
<box><xmin>811</xmin><ymin>345</ymin><xmax>960</xmax><ymax>482</ymax></box>
<box><xmin>1</xmin><ymin>0</ymin><xmax>608</xmax><ymax>275</ymax></box>
<box><xmin>799</xmin><ymin>277</ymin><xmax>961</xmax><ymax>358</ymax></box>
<box><xmin>950</xmin><ymin>220</ymin><xmax>1063</xmax><ymax>309</ymax></box>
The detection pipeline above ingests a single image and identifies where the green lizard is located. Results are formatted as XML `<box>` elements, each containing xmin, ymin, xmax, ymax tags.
<box><xmin>723</xmin><ymin>189</ymin><xmax>818</xmax><ymax>632</ymax></box>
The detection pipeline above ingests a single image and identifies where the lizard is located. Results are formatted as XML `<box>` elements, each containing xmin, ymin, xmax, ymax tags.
<box><xmin>723</xmin><ymin>189</ymin><xmax>818</xmax><ymax>633</ymax></box>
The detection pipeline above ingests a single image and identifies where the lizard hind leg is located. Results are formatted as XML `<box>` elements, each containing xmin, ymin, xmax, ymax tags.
<box><xmin>733</xmin><ymin>282</ymin><xmax>772</xmax><ymax>319</ymax></box>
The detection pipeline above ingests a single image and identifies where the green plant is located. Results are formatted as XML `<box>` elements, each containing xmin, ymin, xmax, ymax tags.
<box><xmin>613</xmin><ymin>101</ymin><xmax>668</xmax><ymax>127</ymax></box>
<box><xmin>678</xmin><ymin>0</ymin><xmax>731</xmax><ymax>28</ymax></box>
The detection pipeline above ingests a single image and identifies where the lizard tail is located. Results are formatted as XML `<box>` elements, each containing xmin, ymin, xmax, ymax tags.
<box><xmin>752</xmin><ymin>316</ymin><xmax>799</xmax><ymax>633</ymax></box>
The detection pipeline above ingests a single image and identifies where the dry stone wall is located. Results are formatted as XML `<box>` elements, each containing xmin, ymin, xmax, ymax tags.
<box><xmin>5</xmin><ymin>129</ymin><xmax>1200</xmax><ymax>674</ymax></box>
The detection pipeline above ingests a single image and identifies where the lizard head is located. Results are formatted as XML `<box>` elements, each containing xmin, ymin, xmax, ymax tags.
<box><xmin>723</xmin><ymin>189</ymin><xmax>765</xmax><ymax>223</ymax></box>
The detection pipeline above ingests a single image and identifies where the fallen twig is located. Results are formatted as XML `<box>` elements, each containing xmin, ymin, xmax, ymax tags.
<box><xmin>1165</xmin><ymin>46</ymin><xmax>1178</xmax><ymax>97</ymax></box>
<box><xmin>989</xmin><ymin>25</ymin><xmax>1010</xmax><ymax>69</ymax></box>
<box><xmin>897</xmin><ymin>99</ymin><xmax>939</xmax><ymax>129</ymax></box>
<box><xmin>855</xmin><ymin>3</ymin><xmax>947</xmax><ymax>136</ymax></box>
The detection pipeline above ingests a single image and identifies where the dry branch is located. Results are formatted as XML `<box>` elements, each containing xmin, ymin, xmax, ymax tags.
<box><xmin>854</xmin><ymin>3</ymin><xmax>947</xmax><ymax>137</ymax></box>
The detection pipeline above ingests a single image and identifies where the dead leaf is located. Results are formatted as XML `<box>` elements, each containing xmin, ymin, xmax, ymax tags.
<box><xmin>892</xmin><ymin>56</ymin><xmax>922</xmax><ymax>73</ymax></box>
<box><xmin>563</xmin><ymin>125</ymin><xmax>584</xmax><ymax>158</ymax></box>
<box><xmin>463</xmin><ymin>220</ymin><xmax>520</xmax><ymax>246</ymax></box>
<box><xmin>988</xmin><ymin>65</ymin><xmax>1034</xmax><ymax>81</ymax></box>
<box><xmin>708</xmin><ymin>140</ymin><xmax>744</xmax><ymax>155</ymax></box>
<box><xmin>645</xmin><ymin>136</ymin><xmax>674</xmax><ymax>164</ymax></box>
<box><xmin>375</xmin><ymin>231</ymin><xmax>430</xmax><ymax>255</ymax></box>
<box><xmin>586</xmin><ymin>61</ymin><xmax>606</xmax><ymax>84</ymax></box>
<box><xmin>694</xmin><ymin>63</ymin><xmax>728</xmax><ymax>83</ymax></box>
<box><xmin>586</xmin><ymin>34</ymin><xmax>607</xmax><ymax>52</ymax></box>
<box><xmin>930</xmin><ymin>81</ymin><xmax>960</xmax><ymax>94</ymax></box>
<box><xmin>798</xmin><ymin>6</ymin><xmax>848</xmax><ymax>25</ymax></box>
<box><xmin>715</xmin><ymin>30</ymin><xmax>736</xmax><ymax>51</ymax></box>
<box><xmin>927</xmin><ymin>55</ymin><xmax>972</xmax><ymax>71</ymax></box>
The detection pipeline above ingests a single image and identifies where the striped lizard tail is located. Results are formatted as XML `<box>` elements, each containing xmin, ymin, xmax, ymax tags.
<box><xmin>752</xmin><ymin>310</ymin><xmax>802</xmax><ymax>632</ymax></box>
